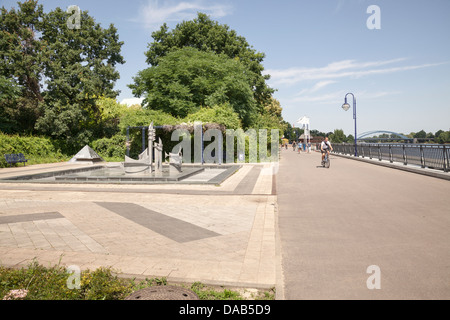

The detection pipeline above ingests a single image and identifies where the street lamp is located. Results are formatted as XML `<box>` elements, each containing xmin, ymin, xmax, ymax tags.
<box><xmin>342</xmin><ymin>93</ymin><xmax>357</xmax><ymax>156</ymax></box>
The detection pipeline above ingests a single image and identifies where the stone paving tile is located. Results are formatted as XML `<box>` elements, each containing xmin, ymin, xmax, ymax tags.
<box><xmin>95</xmin><ymin>202</ymin><xmax>220</xmax><ymax>243</ymax></box>
<box><xmin>0</xmin><ymin>212</ymin><xmax>63</xmax><ymax>224</ymax></box>
<box><xmin>0</xmin><ymin>163</ymin><xmax>277</xmax><ymax>289</ymax></box>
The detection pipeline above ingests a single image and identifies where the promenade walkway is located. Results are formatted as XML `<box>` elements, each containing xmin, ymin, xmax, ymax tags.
<box><xmin>1</xmin><ymin>150</ymin><xmax>448</xmax><ymax>300</ymax></box>
<box><xmin>0</xmin><ymin>162</ymin><xmax>277</xmax><ymax>291</ymax></box>
<box><xmin>277</xmin><ymin>148</ymin><xmax>450</xmax><ymax>299</ymax></box>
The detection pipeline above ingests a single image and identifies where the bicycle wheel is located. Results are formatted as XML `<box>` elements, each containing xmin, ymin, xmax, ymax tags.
<box><xmin>325</xmin><ymin>158</ymin><xmax>330</xmax><ymax>168</ymax></box>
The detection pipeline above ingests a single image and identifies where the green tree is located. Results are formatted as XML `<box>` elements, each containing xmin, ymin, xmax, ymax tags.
<box><xmin>0</xmin><ymin>75</ymin><xmax>22</xmax><ymax>132</ymax></box>
<box><xmin>435</xmin><ymin>130</ymin><xmax>444</xmax><ymax>139</ymax></box>
<box><xmin>183</xmin><ymin>103</ymin><xmax>241</xmax><ymax>130</ymax></box>
<box><xmin>346</xmin><ymin>134</ymin><xmax>355</xmax><ymax>143</ymax></box>
<box><xmin>281</xmin><ymin>121</ymin><xmax>300</xmax><ymax>141</ymax></box>
<box><xmin>140</xmin><ymin>12</ymin><xmax>274</xmax><ymax>112</ymax></box>
<box><xmin>329</xmin><ymin>129</ymin><xmax>346</xmax><ymax>143</ymax></box>
<box><xmin>263</xmin><ymin>97</ymin><xmax>283</xmax><ymax>120</ymax></box>
<box><xmin>0</xmin><ymin>1</ymin><xmax>46</xmax><ymax>133</ymax></box>
<box><xmin>130</xmin><ymin>47</ymin><xmax>257</xmax><ymax>127</ymax></box>
<box><xmin>414</xmin><ymin>130</ymin><xmax>427</xmax><ymax>139</ymax></box>
<box><xmin>35</xmin><ymin>6</ymin><xmax>124</xmax><ymax>146</ymax></box>
<box><xmin>0</xmin><ymin>1</ymin><xmax>124</xmax><ymax>148</ymax></box>
<box><xmin>93</xmin><ymin>97</ymin><xmax>129</xmax><ymax>138</ymax></box>
<box><xmin>436</xmin><ymin>131</ymin><xmax>450</xmax><ymax>144</ymax></box>
<box><xmin>311</xmin><ymin>129</ymin><xmax>326</xmax><ymax>137</ymax></box>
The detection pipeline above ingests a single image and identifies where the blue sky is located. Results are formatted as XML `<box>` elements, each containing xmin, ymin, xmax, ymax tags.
<box><xmin>3</xmin><ymin>0</ymin><xmax>450</xmax><ymax>135</ymax></box>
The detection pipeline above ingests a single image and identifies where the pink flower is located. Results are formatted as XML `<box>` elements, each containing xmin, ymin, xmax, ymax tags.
<box><xmin>3</xmin><ymin>289</ymin><xmax>29</xmax><ymax>300</ymax></box>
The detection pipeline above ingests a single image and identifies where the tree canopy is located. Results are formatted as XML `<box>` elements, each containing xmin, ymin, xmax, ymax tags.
<box><xmin>130</xmin><ymin>47</ymin><xmax>257</xmax><ymax>127</ymax></box>
<box><xmin>133</xmin><ymin>13</ymin><xmax>276</xmax><ymax>123</ymax></box>
<box><xmin>0</xmin><ymin>0</ymin><xmax>124</xmax><ymax>147</ymax></box>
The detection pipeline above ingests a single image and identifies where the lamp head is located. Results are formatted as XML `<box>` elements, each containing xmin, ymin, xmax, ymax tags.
<box><xmin>342</xmin><ymin>102</ymin><xmax>350</xmax><ymax>111</ymax></box>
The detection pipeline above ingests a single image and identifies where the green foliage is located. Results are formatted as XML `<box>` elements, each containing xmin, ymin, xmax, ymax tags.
<box><xmin>93</xmin><ymin>97</ymin><xmax>129</xmax><ymax>138</ymax></box>
<box><xmin>0</xmin><ymin>1</ymin><xmax>45</xmax><ymax>133</ymax></box>
<box><xmin>263</xmin><ymin>97</ymin><xmax>283</xmax><ymax>120</ymax></box>
<box><xmin>35</xmin><ymin>102</ymin><xmax>93</xmax><ymax>151</ymax></box>
<box><xmin>409</xmin><ymin>129</ymin><xmax>450</xmax><ymax>143</ymax></box>
<box><xmin>144</xmin><ymin>13</ymin><xmax>274</xmax><ymax>108</ymax></box>
<box><xmin>253</xmin><ymin>112</ymin><xmax>284</xmax><ymax>131</ymax></box>
<box><xmin>0</xmin><ymin>260</ymin><xmax>274</xmax><ymax>300</ymax></box>
<box><xmin>91</xmin><ymin>134</ymin><xmax>126</xmax><ymax>161</ymax></box>
<box><xmin>0</xmin><ymin>0</ymin><xmax>124</xmax><ymax>140</ymax></box>
<box><xmin>117</xmin><ymin>108</ymin><xmax>179</xmax><ymax>158</ymax></box>
<box><xmin>435</xmin><ymin>131</ymin><xmax>450</xmax><ymax>143</ymax></box>
<box><xmin>96</xmin><ymin>97</ymin><xmax>128</xmax><ymax>123</ymax></box>
<box><xmin>0</xmin><ymin>133</ymin><xmax>67</xmax><ymax>167</ymax></box>
<box><xmin>0</xmin><ymin>76</ymin><xmax>22</xmax><ymax>133</ymax></box>
<box><xmin>131</xmin><ymin>13</ymin><xmax>280</xmax><ymax>129</ymax></box>
<box><xmin>346</xmin><ymin>134</ymin><xmax>355</xmax><ymax>143</ymax></box>
<box><xmin>282</xmin><ymin>121</ymin><xmax>303</xmax><ymax>142</ymax></box>
<box><xmin>118</xmin><ymin>108</ymin><xmax>180</xmax><ymax>132</ymax></box>
<box><xmin>130</xmin><ymin>47</ymin><xmax>257</xmax><ymax>127</ymax></box>
<box><xmin>414</xmin><ymin>130</ymin><xmax>427</xmax><ymax>139</ymax></box>
<box><xmin>0</xmin><ymin>260</ymin><xmax>130</xmax><ymax>300</ymax></box>
<box><xmin>80</xmin><ymin>267</ymin><xmax>130</xmax><ymax>300</ymax></box>
<box><xmin>329</xmin><ymin>129</ymin><xmax>346</xmax><ymax>143</ymax></box>
<box><xmin>183</xmin><ymin>104</ymin><xmax>241</xmax><ymax>130</ymax></box>
<box><xmin>1</xmin><ymin>4</ymin><xmax>284</xmax><ymax>154</ymax></box>
<box><xmin>190</xmin><ymin>282</ymin><xmax>242</xmax><ymax>300</ymax></box>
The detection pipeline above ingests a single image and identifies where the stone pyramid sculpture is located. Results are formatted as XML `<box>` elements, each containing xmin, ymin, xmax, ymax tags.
<box><xmin>69</xmin><ymin>145</ymin><xmax>104</xmax><ymax>164</ymax></box>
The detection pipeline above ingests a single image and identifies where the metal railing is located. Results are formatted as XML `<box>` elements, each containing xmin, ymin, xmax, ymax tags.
<box><xmin>331</xmin><ymin>143</ymin><xmax>449</xmax><ymax>172</ymax></box>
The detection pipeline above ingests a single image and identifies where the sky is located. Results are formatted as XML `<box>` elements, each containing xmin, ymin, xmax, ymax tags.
<box><xmin>2</xmin><ymin>0</ymin><xmax>450</xmax><ymax>136</ymax></box>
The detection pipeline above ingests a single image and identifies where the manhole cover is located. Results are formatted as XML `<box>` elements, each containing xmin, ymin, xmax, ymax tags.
<box><xmin>125</xmin><ymin>286</ymin><xmax>199</xmax><ymax>300</ymax></box>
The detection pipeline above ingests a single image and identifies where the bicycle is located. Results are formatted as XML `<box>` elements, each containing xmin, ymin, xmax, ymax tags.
<box><xmin>321</xmin><ymin>151</ymin><xmax>330</xmax><ymax>168</ymax></box>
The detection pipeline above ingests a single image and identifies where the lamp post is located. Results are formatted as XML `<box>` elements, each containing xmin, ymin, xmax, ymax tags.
<box><xmin>342</xmin><ymin>93</ymin><xmax>357</xmax><ymax>157</ymax></box>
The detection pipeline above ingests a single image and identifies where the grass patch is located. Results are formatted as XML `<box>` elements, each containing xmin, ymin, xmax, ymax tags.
<box><xmin>0</xmin><ymin>260</ymin><xmax>275</xmax><ymax>300</ymax></box>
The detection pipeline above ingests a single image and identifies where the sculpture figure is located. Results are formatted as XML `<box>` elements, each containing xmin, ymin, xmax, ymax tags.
<box><xmin>154</xmin><ymin>137</ymin><xmax>163</xmax><ymax>173</ymax></box>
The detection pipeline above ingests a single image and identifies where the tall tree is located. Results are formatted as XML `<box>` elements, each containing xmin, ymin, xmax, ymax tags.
<box><xmin>329</xmin><ymin>129</ymin><xmax>346</xmax><ymax>143</ymax></box>
<box><xmin>0</xmin><ymin>1</ymin><xmax>46</xmax><ymax>132</ymax></box>
<box><xmin>130</xmin><ymin>47</ymin><xmax>257</xmax><ymax>127</ymax></box>
<box><xmin>263</xmin><ymin>97</ymin><xmax>283</xmax><ymax>120</ymax></box>
<box><xmin>0</xmin><ymin>1</ymin><xmax>125</xmax><ymax>147</ymax></box>
<box><xmin>35</xmin><ymin>6</ymin><xmax>124</xmax><ymax>145</ymax></box>
<box><xmin>414</xmin><ymin>130</ymin><xmax>427</xmax><ymax>139</ymax></box>
<box><xmin>141</xmin><ymin>13</ymin><xmax>274</xmax><ymax>112</ymax></box>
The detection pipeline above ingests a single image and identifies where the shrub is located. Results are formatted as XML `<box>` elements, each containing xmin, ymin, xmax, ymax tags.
<box><xmin>183</xmin><ymin>103</ymin><xmax>242</xmax><ymax>130</ymax></box>
<box><xmin>92</xmin><ymin>134</ymin><xmax>126</xmax><ymax>161</ymax></box>
<box><xmin>0</xmin><ymin>260</ymin><xmax>275</xmax><ymax>300</ymax></box>
<box><xmin>0</xmin><ymin>261</ymin><xmax>130</xmax><ymax>300</ymax></box>
<box><xmin>0</xmin><ymin>133</ymin><xmax>68</xmax><ymax>167</ymax></box>
<box><xmin>118</xmin><ymin>108</ymin><xmax>180</xmax><ymax>133</ymax></box>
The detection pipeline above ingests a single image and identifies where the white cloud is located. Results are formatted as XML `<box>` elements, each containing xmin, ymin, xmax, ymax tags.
<box><xmin>265</xmin><ymin>58</ymin><xmax>446</xmax><ymax>86</ymax></box>
<box><xmin>287</xmin><ymin>89</ymin><xmax>399</xmax><ymax>105</ymax></box>
<box><xmin>121</xmin><ymin>97</ymin><xmax>144</xmax><ymax>106</ymax></box>
<box><xmin>296</xmin><ymin>80</ymin><xmax>337</xmax><ymax>96</ymax></box>
<box><xmin>137</xmin><ymin>0</ymin><xmax>233</xmax><ymax>31</ymax></box>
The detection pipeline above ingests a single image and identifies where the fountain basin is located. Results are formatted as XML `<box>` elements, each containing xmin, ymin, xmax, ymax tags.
<box><xmin>1</xmin><ymin>163</ymin><xmax>240</xmax><ymax>185</ymax></box>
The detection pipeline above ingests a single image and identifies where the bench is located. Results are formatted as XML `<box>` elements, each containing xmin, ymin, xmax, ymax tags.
<box><xmin>4</xmin><ymin>153</ymin><xmax>29</xmax><ymax>167</ymax></box>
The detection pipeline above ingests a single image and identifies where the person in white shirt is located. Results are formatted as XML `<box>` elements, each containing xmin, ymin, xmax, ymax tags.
<box><xmin>320</xmin><ymin>137</ymin><xmax>333</xmax><ymax>162</ymax></box>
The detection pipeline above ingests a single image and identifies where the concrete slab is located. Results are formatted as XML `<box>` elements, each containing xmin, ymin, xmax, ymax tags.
<box><xmin>0</xmin><ymin>161</ymin><xmax>278</xmax><ymax>291</ymax></box>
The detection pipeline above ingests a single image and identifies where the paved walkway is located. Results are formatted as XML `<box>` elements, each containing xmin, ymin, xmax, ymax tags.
<box><xmin>1</xmin><ymin>151</ymin><xmax>449</xmax><ymax>300</ymax></box>
<box><xmin>277</xmin><ymin>148</ymin><xmax>450</xmax><ymax>299</ymax></box>
<box><xmin>0</xmin><ymin>162</ymin><xmax>277</xmax><ymax>290</ymax></box>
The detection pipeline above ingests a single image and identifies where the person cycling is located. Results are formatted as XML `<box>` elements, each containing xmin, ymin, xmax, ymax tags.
<box><xmin>320</xmin><ymin>137</ymin><xmax>333</xmax><ymax>162</ymax></box>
